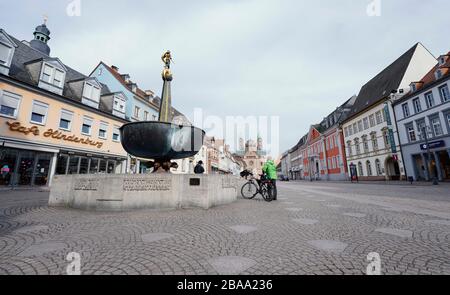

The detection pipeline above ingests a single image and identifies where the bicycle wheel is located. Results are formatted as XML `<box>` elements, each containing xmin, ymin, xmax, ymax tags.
<box><xmin>241</xmin><ymin>182</ymin><xmax>258</xmax><ymax>199</ymax></box>
<box><xmin>261</xmin><ymin>184</ymin><xmax>274</xmax><ymax>202</ymax></box>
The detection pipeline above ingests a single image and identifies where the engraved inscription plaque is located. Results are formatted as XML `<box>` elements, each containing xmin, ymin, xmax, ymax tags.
<box><xmin>74</xmin><ymin>179</ymin><xmax>100</xmax><ymax>191</ymax></box>
<box><xmin>123</xmin><ymin>178</ymin><xmax>172</xmax><ymax>192</ymax></box>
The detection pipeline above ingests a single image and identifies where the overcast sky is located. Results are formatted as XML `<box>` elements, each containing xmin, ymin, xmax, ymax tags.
<box><xmin>1</xmin><ymin>0</ymin><xmax>448</xmax><ymax>156</ymax></box>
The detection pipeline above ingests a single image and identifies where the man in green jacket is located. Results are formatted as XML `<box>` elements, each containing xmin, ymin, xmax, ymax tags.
<box><xmin>262</xmin><ymin>157</ymin><xmax>278</xmax><ymax>201</ymax></box>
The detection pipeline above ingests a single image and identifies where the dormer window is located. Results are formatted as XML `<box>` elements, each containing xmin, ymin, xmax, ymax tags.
<box><xmin>41</xmin><ymin>63</ymin><xmax>65</xmax><ymax>88</ymax></box>
<box><xmin>0</xmin><ymin>30</ymin><xmax>17</xmax><ymax>76</ymax></box>
<box><xmin>82</xmin><ymin>81</ymin><xmax>101</xmax><ymax>108</ymax></box>
<box><xmin>435</xmin><ymin>69</ymin><xmax>443</xmax><ymax>80</ymax></box>
<box><xmin>438</xmin><ymin>55</ymin><xmax>448</xmax><ymax>66</ymax></box>
<box><xmin>410</xmin><ymin>83</ymin><xmax>417</xmax><ymax>92</ymax></box>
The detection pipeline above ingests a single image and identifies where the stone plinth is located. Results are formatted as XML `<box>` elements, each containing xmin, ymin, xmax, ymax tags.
<box><xmin>49</xmin><ymin>174</ymin><xmax>243</xmax><ymax>211</ymax></box>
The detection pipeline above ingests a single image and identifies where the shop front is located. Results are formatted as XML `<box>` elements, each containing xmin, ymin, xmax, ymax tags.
<box><xmin>0</xmin><ymin>146</ymin><xmax>53</xmax><ymax>186</ymax></box>
<box><xmin>405</xmin><ymin>139</ymin><xmax>450</xmax><ymax>182</ymax></box>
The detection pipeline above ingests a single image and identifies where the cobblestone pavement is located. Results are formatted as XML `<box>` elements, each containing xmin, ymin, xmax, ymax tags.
<box><xmin>0</xmin><ymin>182</ymin><xmax>449</xmax><ymax>275</ymax></box>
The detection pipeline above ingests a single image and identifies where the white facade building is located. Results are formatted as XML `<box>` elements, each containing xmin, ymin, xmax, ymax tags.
<box><xmin>342</xmin><ymin>43</ymin><xmax>437</xmax><ymax>180</ymax></box>
<box><xmin>393</xmin><ymin>52</ymin><xmax>450</xmax><ymax>181</ymax></box>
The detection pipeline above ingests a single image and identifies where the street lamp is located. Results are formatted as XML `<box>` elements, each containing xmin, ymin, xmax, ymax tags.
<box><xmin>420</xmin><ymin>126</ymin><xmax>439</xmax><ymax>185</ymax></box>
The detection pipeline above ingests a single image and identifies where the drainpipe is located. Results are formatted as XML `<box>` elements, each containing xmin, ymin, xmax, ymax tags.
<box><xmin>387</xmin><ymin>93</ymin><xmax>408</xmax><ymax>181</ymax></box>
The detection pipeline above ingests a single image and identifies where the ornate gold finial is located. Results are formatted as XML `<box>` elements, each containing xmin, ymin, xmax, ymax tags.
<box><xmin>161</xmin><ymin>50</ymin><xmax>173</xmax><ymax>81</ymax></box>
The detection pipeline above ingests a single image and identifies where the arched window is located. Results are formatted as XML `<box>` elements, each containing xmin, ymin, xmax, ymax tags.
<box><xmin>358</xmin><ymin>162</ymin><xmax>363</xmax><ymax>176</ymax></box>
<box><xmin>366</xmin><ymin>161</ymin><xmax>373</xmax><ymax>176</ymax></box>
<box><xmin>375</xmin><ymin>159</ymin><xmax>382</xmax><ymax>176</ymax></box>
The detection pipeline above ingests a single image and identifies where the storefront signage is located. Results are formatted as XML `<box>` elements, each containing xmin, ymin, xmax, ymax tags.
<box><xmin>6</xmin><ymin>121</ymin><xmax>104</xmax><ymax>149</ymax></box>
<box><xmin>420</xmin><ymin>140</ymin><xmax>446</xmax><ymax>151</ymax></box>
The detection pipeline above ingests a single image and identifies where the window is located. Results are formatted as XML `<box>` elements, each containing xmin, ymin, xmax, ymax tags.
<box><xmin>328</xmin><ymin>158</ymin><xmax>332</xmax><ymax>169</ymax></box>
<box><xmin>376</xmin><ymin>111</ymin><xmax>383</xmax><ymax>124</ymax></box>
<box><xmin>348</xmin><ymin>125</ymin><xmax>353</xmax><ymax>136</ymax></box>
<box><xmin>425</xmin><ymin>92</ymin><xmax>435</xmax><ymax>109</ymax></box>
<box><xmin>99</xmin><ymin>122</ymin><xmax>108</xmax><ymax>139</ymax></box>
<box><xmin>152</xmin><ymin>115</ymin><xmax>157</xmax><ymax>121</ymax></box>
<box><xmin>59</xmin><ymin>110</ymin><xmax>73</xmax><ymax>131</ymax></box>
<box><xmin>56</xmin><ymin>154</ymin><xmax>68</xmax><ymax>175</ymax></box>
<box><xmin>332</xmin><ymin>157</ymin><xmax>336</xmax><ymax>169</ymax></box>
<box><xmin>382</xmin><ymin>129</ymin><xmax>390</xmax><ymax>148</ymax></box>
<box><xmin>41</xmin><ymin>63</ymin><xmax>65</xmax><ymax>87</ymax></box>
<box><xmin>375</xmin><ymin>159</ymin><xmax>382</xmax><ymax>176</ymax></box>
<box><xmin>357</xmin><ymin>120</ymin><xmax>363</xmax><ymax>133</ymax></box>
<box><xmin>354</xmin><ymin>138</ymin><xmax>360</xmax><ymax>155</ymax></box>
<box><xmin>82</xmin><ymin>116</ymin><xmax>93</xmax><ymax>135</ymax></box>
<box><xmin>358</xmin><ymin>162</ymin><xmax>363</xmax><ymax>176</ymax></box>
<box><xmin>30</xmin><ymin>100</ymin><xmax>48</xmax><ymax>125</ymax></box>
<box><xmin>144</xmin><ymin>111</ymin><xmax>149</xmax><ymax>121</ymax></box>
<box><xmin>447</xmin><ymin>113</ymin><xmax>450</xmax><ymax>133</ymax></box>
<box><xmin>83</xmin><ymin>83</ymin><xmax>101</xmax><ymax>102</ymax></box>
<box><xmin>362</xmin><ymin>136</ymin><xmax>369</xmax><ymax>153</ymax></box>
<box><xmin>0</xmin><ymin>90</ymin><xmax>21</xmax><ymax>118</ymax></box>
<box><xmin>416</xmin><ymin>119</ymin><xmax>426</xmax><ymax>140</ymax></box>
<box><xmin>89</xmin><ymin>159</ymin><xmax>99</xmax><ymax>174</ymax></box>
<box><xmin>402</xmin><ymin>104</ymin><xmax>410</xmax><ymax>118</ymax></box>
<box><xmin>347</xmin><ymin>141</ymin><xmax>352</xmax><ymax>156</ymax></box>
<box><xmin>366</xmin><ymin>161</ymin><xmax>373</xmax><ymax>176</ymax></box>
<box><xmin>371</xmin><ymin>132</ymin><xmax>378</xmax><ymax>150</ymax></box>
<box><xmin>363</xmin><ymin>118</ymin><xmax>369</xmax><ymax>130</ymax></box>
<box><xmin>113</xmin><ymin>126</ymin><xmax>120</xmax><ymax>142</ymax></box>
<box><xmin>413</xmin><ymin>98</ymin><xmax>422</xmax><ymax>114</ymax></box>
<box><xmin>439</xmin><ymin>84</ymin><xmax>450</xmax><ymax>102</ymax></box>
<box><xmin>352</xmin><ymin>123</ymin><xmax>358</xmax><ymax>134</ymax></box>
<box><xmin>430</xmin><ymin>115</ymin><xmax>443</xmax><ymax>137</ymax></box>
<box><xmin>0</xmin><ymin>42</ymin><xmax>13</xmax><ymax>65</ymax></box>
<box><xmin>406</xmin><ymin>123</ymin><xmax>416</xmax><ymax>142</ymax></box>
<box><xmin>134</xmin><ymin>106</ymin><xmax>140</xmax><ymax>118</ymax></box>
<box><xmin>369</xmin><ymin>114</ymin><xmax>375</xmax><ymax>127</ymax></box>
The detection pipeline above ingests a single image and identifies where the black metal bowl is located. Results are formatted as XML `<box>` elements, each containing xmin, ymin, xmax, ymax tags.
<box><xmin>120</xmin><ymin>121</ymin><xmax>205</xmax><ymax>160</ymax></box>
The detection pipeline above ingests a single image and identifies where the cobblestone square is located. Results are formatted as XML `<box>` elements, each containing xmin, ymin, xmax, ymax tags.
<box><xmin>0</xmin><ymin>182</ymin><xmax>449</xmax><ymax>275</ymax></box>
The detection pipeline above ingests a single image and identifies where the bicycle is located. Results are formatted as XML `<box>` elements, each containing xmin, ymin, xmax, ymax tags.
<box><xmin>240</xmin><ymin>170</ymin><xmax>275</xmax><ymax>202</ymax></box>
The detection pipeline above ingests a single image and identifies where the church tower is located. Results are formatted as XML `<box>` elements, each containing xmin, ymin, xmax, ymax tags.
<box><xmin>30</xmin><ymin>18</ymin><xmax>51</xmax><ymax>55</ymax></box>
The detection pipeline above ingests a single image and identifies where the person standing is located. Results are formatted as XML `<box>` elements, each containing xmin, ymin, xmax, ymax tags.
<box><xmin>194</xmin><ymin>161</ymin><xmax>205</xmax><ymax>174</ymax></box>
<box><xmin>262</xmin><ymin>157</ymin><xmax>277</xmax><ymax>201</ymax></box>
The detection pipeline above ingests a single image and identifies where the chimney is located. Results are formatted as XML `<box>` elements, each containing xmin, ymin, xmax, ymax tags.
<box><xmin>121</xmin><ymin>74</ymin><xmax>130</xmax><ymax>83</ymax></box>
<box><xmin>145</xmin><ymin>90</ymin><xmax>154</xmax><ymax>98</ymax></box>
<box><xmin>111</xmin><ymin>65</ymin><xmax>119</xmax><ymax>72</ymax></box>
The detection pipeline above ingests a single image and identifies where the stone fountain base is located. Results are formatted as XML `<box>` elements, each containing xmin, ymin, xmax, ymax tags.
<box><xmin>49</xmin><ymin>174</ymin><xmax>244</xmax><ymax>211</ymax></box>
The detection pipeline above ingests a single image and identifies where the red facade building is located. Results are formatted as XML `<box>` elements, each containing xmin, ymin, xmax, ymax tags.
<box><xmin>289</xmin><ymin>96</ymin><xmax>356</xmax><ymax>181</ymax></box>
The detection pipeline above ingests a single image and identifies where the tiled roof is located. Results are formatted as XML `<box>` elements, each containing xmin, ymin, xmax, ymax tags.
<box><xmin>8</xmin><ymin>35</ymin><xmax>87</xmax><ymax>103</ymax></box>
<box><xmin>393</xmin><ymin>52</ymin><xmax>450</xmax><ymax>105</ymax></box>
<box><xmin>98</xmin><ymin>62</ymin><xmax>160</xmax><ymax>110</ymax></box>
<box><xmin>346</xmin><ymin>43</ymin><xmax>420</xmax><ymax>121</ymax></box>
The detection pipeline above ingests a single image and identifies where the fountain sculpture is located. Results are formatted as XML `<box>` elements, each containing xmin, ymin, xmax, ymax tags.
<box><xmin>120</xmin><ymin>51</ymin><xmax>205</xmax><ymax>172</ymax></box>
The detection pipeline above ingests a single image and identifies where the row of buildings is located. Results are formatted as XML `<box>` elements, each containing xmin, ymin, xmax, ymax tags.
<box><xmin>0</xmin><ymin>22</ymin><xmax>243</xmax><ymax>188</ymax></box>
<box><xmin>281</xmin><ymin>43</ymin><xmax>450</xmax><ymax>182</ymax></box>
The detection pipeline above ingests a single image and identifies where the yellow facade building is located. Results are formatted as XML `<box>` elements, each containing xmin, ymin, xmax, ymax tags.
<box><xmin>0</xmin><ymin>25</ymin><xmax>128</xmax><ymax>187</ymax></box>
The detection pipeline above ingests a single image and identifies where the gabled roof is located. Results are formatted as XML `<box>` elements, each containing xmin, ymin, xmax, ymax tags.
<box><xmin>2</xmin><ymin>33</ymin><xmax>126</xmax><ymax>122</ymax></box>
<box><xmin>8</xmin><ymin>35</ymin><xmax>86</xmax><ymax>90</ymax></box>
<box><xmin>347</xmin><ymin>43</ymin><xmax>421</xmax><ymax>121</ymax></box>
<box><xmin>91</xmin><ymin>61</ymin><xmax>160</xmax><ymax>110</ymax></box>
<box><xmin>394</xmin><ymin>51</ymin><xmax>450</xmax><ymax>105</ymax></box>
<box><xmin>0</xmin><ymin>29</ymin><xmax>18</xmax><ymax>47</ymax></box>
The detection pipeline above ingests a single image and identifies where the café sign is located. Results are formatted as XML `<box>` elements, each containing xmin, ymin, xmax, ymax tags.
<box><xmin>6</xmin><ymin>121</ymin><xmax>104</xmax><ymax>149</ymax></box>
